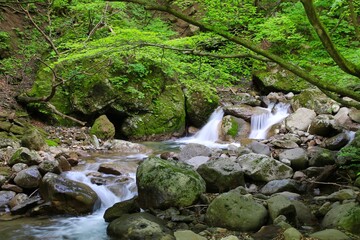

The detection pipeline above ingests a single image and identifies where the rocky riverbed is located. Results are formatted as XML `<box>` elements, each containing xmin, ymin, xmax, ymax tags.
<box><xmin>1</xmin><ymin>90</ymin><xmax>360</xmax><ymax>240</ymax></box>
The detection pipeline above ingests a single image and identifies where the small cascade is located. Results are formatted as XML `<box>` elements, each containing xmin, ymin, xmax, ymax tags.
<box><xmin>249</xmin><ymin>102</ymin><xmax>290</xmax><ymax>139</ymax></box>
<box><xmin>175</xmin><ymin>107</ymin><xmax>228</xmax><ymax>148</ymax></box>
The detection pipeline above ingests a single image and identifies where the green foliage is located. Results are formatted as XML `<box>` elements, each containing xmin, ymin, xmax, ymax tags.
<box><xmin>45</xmin><ymin>139</ymin><xmax>59</xmax><ymax>147</ymax></box>
<box><xmin>338</xmin><ymin>146</ymin><xmax>360</xmax><ymax>173</ymax></box>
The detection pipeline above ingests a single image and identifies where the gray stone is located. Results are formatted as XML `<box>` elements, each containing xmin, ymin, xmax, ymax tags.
<box><xmin>260</xmin><ymin>179</ymin><xmax>301</xmax><ymax>195</ymax></box>
<box><xmin>197</xmin><ymin>157</ymin><xmax>245</xmax><ymax>193</ymax></box>
<box><xmin>249</xmin><ymin>141</ymin><xmax>271</xmax><ymax>156</ymax></box>
<box><xmin>237</xmin><ymin>153</ymin><xmax>293</xmax><ymax>182</ymax></box>
<box><xmin>39</xmin><ymin>158</ymin><xmax>60</xmax><ymax>174</ymax></box>
<box><xmin>349</xmin><ymin>108</ymin><xmax>360</xmax><ymax>123</ymax></box>
<box><xmin>206</xmin><ymin>189</ymin><xmax>268</xmax><ymax>231</ymax></box>
<box><xmin>308</xmin><ymin>114</ymin><xmax>340</xmax><ymax>137</ymax></box>
<box><xmin>283</xmin><ymin>227</ymin><xmax>302</xmax><ymax>240</ymax></box>
<box><xmin>266</xmin><ymin>195</ymin><xmax>296</xmax><ymax>223</ymax></box>
<box><xmin>308</xmin><ymin>146</ymin><xmax>337</xmax><ymax>167</ymax></box>
<box><xmin>224</xmin><ymin>104</ymin><xmax>268</xmax><ymax>121</ymax></box>
<box><xmin>8</xmin><ymin>193</ymin><xmax>29</xmax><ymax>209</ymax></box>
<box><xmin>174</xmin><ymin>230</ymin><xmax>206</xmax><ymax>240</ymax></box>
<box><xmin>314</xmin><ymin>189</ymin><xmax>358</xmax><ymax>202</ymax></box>
<box><xmin>107</xmin><ymin>139</ymin><xmax>152</xmax><ymax>155</ymax></box>
<box><xmin>21</xmin><ymin>128</ymin><xmax>47</xmax><ymax>151</ymax></box>
<box><xmin>291</xmin><ymin>89</ymin><xmax>337</xmax><ymax>114</ymax></box>
<box><xmin>12</xmin><ymin>163</ymin><xmax>28</xmax><ymax>172</ymax></box>
<box><xmin>178</xmin><ymin>143</ymin><xmax>212</xmax><ymax>161</ymax></box>
<box><xmin>136</xmin><ymin>157</ymin><xmax>206</xmax><ymax>209</ymax></box>
<box><xmin>220</xmin><ymin>115</ymin><xmax>251</xmax><ymax>141</ymax></box>
<box><xmin>279</xmin><ymin>148</ymin><xmax>308</xmax><ymax>170</ymax></box>
<box><xmin>292</xmin><ymin>200</ymin><xmax>318</xmax><ymax>226</ymax></box>
<box><xmin>271</xmin><ymin>139</ymin><xmax>299</xmax><ymax>149</ymax></box>
<box><xmin>183</xmin><ymin>156</ymin><xmax>209</xmax><ymax>170</ymax></box>
<box><xmin>8</xmin><ymin>147</ymin><xmax>42</xmax><ymax>166</ymax></box>
<box><xmin>107</xmin><ymin>212</ymin><xmax>175</xmax><ymax>240</ymax></box>
<box><xmin>0</xmin><ymin>190</ymin><xmax>16</xmax><ymax>207</ymax></box>
<box><xmin>321</xmin><ymin>132</ymin><xmax>350</xmax><ymax>150</ymax></box>
<box><xmin>285</xmin><ymin>108</ymin><xmax>316</xmax><ymax>131</ymax></box>
<box><xmin>103</xmin><ymin>197</ymin><xmax>139</xmax><ymax>222</ymax></box>
<box><xmin>10</xmin><ymin>196</ymin><xmax>42</xmax><ymax>215</ymax></box>
<box><xmin>14</xmin><ymin>166</ymin><xmax>42</xmax><ymax>189</ymax></box>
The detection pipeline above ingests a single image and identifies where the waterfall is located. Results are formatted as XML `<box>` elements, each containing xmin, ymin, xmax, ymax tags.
<box><xmin>249</xmin><ymin>102</ymin><xmax>290</xmax><ymax>139</ymax></box>
<box><xmin>175</xmin><ymin>107</ymin><xmax>229</xmax><ymax>148</ymax></box>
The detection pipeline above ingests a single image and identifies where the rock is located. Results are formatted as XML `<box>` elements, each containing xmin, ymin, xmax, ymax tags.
<box><xmin>315</xmin><ymin>189</ymin><xmax>358</xmax><ymax>202</ymax></box>
<box><xmin>252</xmin><ymin>225</ymin><xmax>283</xmax><ymax>240</ymax></box>
<box><xmin>291</xmin><ymin>89</ymin><xmax>336</xmax><ymax>114</ymax></box>
<box><xmin>10</xmin><ymin>196</ymin><xmax>42</xmax><ymax>215</ymax></box>
<box><xmin>308</xmin><ymin>114</ymin><xmax>340</xmax><ymax>137</ymax></box>
<box><xmin>308</xmin><ymin>147</ymin><xmax>337</xmax><ymax>167</ymax></box>
<box><xmin>285</xmin><ymin>108</ymin><xmax>316</xmax><ymax>131</ymax></box>
<box><xmin>278</xmin><ymin>148</ymin><xmax>308</xmax><ymax>170</ymax></box>
<box><xmin>11</xmin><ymin>163</ymin><xmax>28</xmax><ymax>172</ymax></box>
<box><xmin>38</xmin><ymin>158</ymin><xmax>60</xmax><ymax>174</ymax></box>
<box><xmin>249</xmin><ymin>141</ymin><xmax>271</xmax><ymax>156</ymax></box>
<box><xmin>14</xmin><ymin>166</ymin><xmax>42</xmax><ymax>189</ymax></box>
<box><xmin>174</xmin><ymin>230</ymin><xmax>206</xmax><ymax>240</ymax></box>
<box><xmin>178</xmin><ymin>143</ymin><xmax>212</xmax><ymax>161</ymax></box>
<box><xmin>252</xmin><ymin>68</ymin><xmax>310</xmax><ymax>94</ymax></box>
<box><xmin>0</xmin><ymin>190</ymin><xmax>16</xmax><ymax>207</ymax></box>
<box><xmin>266</xmin><ymin>195</ymin><xmax>296</xmax><ymax>223</ymax></box>
<box><xmin>1</xmin><ymin>183</ymin><xmax>23</xmax><ymax>193</ymax></box>
<box><xmin>183</xmin><ymin>156</ymin><xmax>209</xmax><ymax>170</ymax></box>
<box><xmin>197</xmin><ymin>157</ymin><xmax>245</xmax><ymax>193</ymax></box>
<box><xmin>237</xmin><ymin>153</ymin><xmax>293</xmax><ymax>182</ymax></box>
<box><xmin>21</xmin><ymin>128</ymin><xmax>47</xmax><ymax>151</ymax></box>
<box><xmin>309</xmin><ymin>229</ymin><xmax>350</xmax><ymax>240</ymax></box>
<box><xmin>184</xmin><ymin>90</ymin><xmax>219</xmax><ymax>128</ymax></box>
<box><xmin>355</xmin><ymin>176</ymin><xmax>360</xmax><ymax>188</ymax></box>
<box><xmin>271</xmin><ymin>139</ymin><xmax>299</xmax><ymax>149</ymax></box>
<box><xmin>107</xmin><ymin>139</ymin><xmax>152</xmax><ymax>155</ymax></box>
<box><xmin>292</xmin><ymin>200</ymin><xmax>318</xmax><ymax>226</ymax></box>
<box><xmin>220</xmin><ymin>115</ymin><xmax>251</xmax><ymax>141</ymax></box>
<box><xmin>103</xmin><ymin>197</ymin><xmax>140</xmax><ymax>222</ymax></box>
<box><xmin>321</xmin><ymin>132</ymin><xmax>350</xmax><ymax>150</ymax></box>
<box><xmin>206</xmin><ymin>188</ymin><xmax>268</xmax><ymax>231</ymax></box>
<box><xmin>223</xmin><ymin>104</ymin><xmax>268</xmax><ymax>121</ymax></box>
<box><xmin>8</xmin><ymin>147</ymin><xmax>42</xmax><ymax>166</ymax></box>
<box><xmin>322</xmin><ymin>202</ymin><xmax>360</xmax><ymax>234</ymax></box>
<box><xmin>283</xmin><ymin>227</ymin><xmax>302</xmax><ymax>240</ymax></box>
<box><xmin>8</xmin><ymin>193</ymin><xmax>28</xmax><ymax>209</ymax></box>
<box><xmin>98</xmin><ymin>163</ymin><xmax>122</xmax><ymax>175</ymax></box>
<box><xmin>0</xmin><ymin>138</ymin><xmax>20</xmax><ymax>149</ymax></box>
<box><xmin>349</xmin><ymin>108</ymin><xmax>360</xmax><ymax>123</ymax></box>
<box><xmin>107</xmin><ymin>212</ymin><xmax>175</xmax><ymax>240</ymax></box>
<box><xmin>89</xmin><ymin>115</ymin><xmax>115</xmax><ymax>140</ymax></box>
<box><xmin>260</xmin><ymin>179</ymin><xmax>301</xmax><ymax>195</ymax></box>
<box><xmin>39</xmin><ymin>172</ymin><xmax>100</xmax><ymax>215</ymax></box>
<box><xmin>136</xmin><ymin>157</ymin><xmax>206</xmax><ymax>209</ymax></box>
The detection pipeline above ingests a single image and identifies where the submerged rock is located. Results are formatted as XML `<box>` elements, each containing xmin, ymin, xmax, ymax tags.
<box><xmin>136</xmin><ymin>157</ymin><xmax>206</xmax><ymax>209</ymax></box>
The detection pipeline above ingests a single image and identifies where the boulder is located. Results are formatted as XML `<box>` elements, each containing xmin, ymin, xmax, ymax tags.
<box><xmin>220</xmin><ymin>115</ymin><xmax>251</xmax><ymax>141</ymax></box>
<box><xmin>249</xmin><ymin>141</ymin><xmax>271</xmax><ymax>156</ymax></box>
<box><xmin>39</xmin><ymin>172</ymin><xmax>100</xmax><ymax>215</ymax></box>
<box><xmin>223</xmin><ymin>105</ymin><xmax>268</xmax><ymax>121</ymax></box>
<box><xmin>8</xmin><ymin>147</ymin><xmax>42</xmax><ymax>166</ymax></box>
<box><xmin>89</xmin><ymin>115</ymin><xmax>115</xmax><ymax>140</ymax></box>
<box><xmin>349</xmin><ymin>108</ymin><xmax>360</xmax><ymax>123</ymax></box>
<box><xmin>322</xmin><ymin>202</ymin><xmax>360</xmax><ymax>234</ymax></box>
<box><xmin>278</xmin><ymin>148</ymin><xmax>308</xmax><ymax>170</ymax></box>
<box><xmin>197</xmin><ymin>157</ymin><xmax>245</xmax><ymax>193</ymax></box>
<box><xmin>107</xmin><ymin>212</ymin><xmax>174</xmax><ymax>240</ymax></box>
<box><xmin>309</xmin><ymin>229</ymin><xmax>350</xmax><ymax>240</ymax></box>
<box><xmin>38</xmin><ymin>158</ymin><xmax>61</xmax><ymax>174</ymax></box>
<box><xmin>0</xmin><ymin>190</ymin><xmax>16</xmax><ymax>207</ymax></box>
<box><xmin>136</xmin><ymin>157</ymin><xmax>206</xmax><ymax>209</ymax></box>
<box><xmin>308</xmin><ymin>114</ymin><xmax>340</xmax><ymax>137</ymax></box>
<box><xmin>260</xmin><ymin>179</ymin><xmax>301</xmax><ymax>195</ymax></box>
<box><xmin>308</xmin><ymin>147</ymin><xmax>337</xmax><ymax>167</ymax></box>
<box><xmin>291</xmin><ymin>89</ymin><xmax>337</xmax><ymax>114</ymax></box>
<box><xmin>321</xmin><ymin>132</ymin><xmax>350</xmax><ymax>150</ymax></box>
<box><xmin>21</xmin><ymin>128</ymin><xmax>47</xmax><ymax>151</ymax></box>
<box><xmin>283</xmin><ymin>227</ymin><xmax>302</xmax><ymax>240</ymax></box>
<box><xmin>206</xmin><ymin>188</ymin><xmax>268</xmax><ymax>231</ymax></box>
<box><xmin>14</xmin><ymin>166</ymin><xmax>42</xmax><ymax>189</ymax></box>
<box><xmin>285</xmin><ymin>108</ymin><xmax>316</xmax><ymax>131</ymax></box>
<box><xmin>103</xmin><ymin>197</ymin><xmax>139</xmax><ymax>222</ymax></box>
<box><xmin>237</xmin><ymin>153</ymin><xmax>293</xmax><ymax>182</ymax></box>
<box><xmin>174</xmin><ymin>230</ymin><xmax>206</xmax><ymax>240</ymax></box>
<box><xmin>106</xmin><ymin>139</ymin><xmax>152</xmax><ymax>155</ymax></box>
<box><xmin>178</xmin><ymin>143</ymin><xmax>212</xmax><ymax>161</ymax></box>
<box><xmin>266</xmin><ymin>195</ymin><xmax>296</xmax><ymax>223</ymax></box>
<box><xmin>292</xmin><ymin>200</ymin><xmax>318</xmax><ymax>226</ymax></box>
<box><xmin>252</xmin><ymin>68</ymin><xmax>310</xmax><ymax>94</ymax></box>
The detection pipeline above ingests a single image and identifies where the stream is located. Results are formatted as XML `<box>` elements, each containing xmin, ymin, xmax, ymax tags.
<box><xmin>0</xmin><ymin>103</ymin><xmax>289</xmax><ymax>239</ymax></box>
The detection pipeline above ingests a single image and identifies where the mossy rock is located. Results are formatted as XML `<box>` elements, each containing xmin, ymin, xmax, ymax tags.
<box><xmin>253</xmin><ymin>68</ymin><xmax>310</xmax><ymax>94</ymax></box>
<box><xmin>89</xmin><ymin>115</ymin><xmax>115</xmax><ymax>140</ymax></box>
<box><xmin>121</xmin><ymin>84</ymin><xmax>185</xmax><ymax>140</ymax></box>
<box><xmin>291</xmin><ymin>89</ymin><xmax>336</xmax><ymax>114</ymax></box>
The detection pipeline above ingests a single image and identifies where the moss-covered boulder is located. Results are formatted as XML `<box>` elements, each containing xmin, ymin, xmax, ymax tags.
<box><xmin>291</xmin><ymin>89</ymin><xmax>337</xmax><ymax>114</ymax></box>
<box><xmin>21</xmin><ymin>128</ymin><xmax>47</xmax><ymax>151</ymax></box>
<box><xmin>253</xmin><ymin>68</ymin><xmax>310</xmax><ymax>94</ymax></box>
<box><xmin>89</xmin><ymin>115</ymin><xmax>115</xmax><ymax>140</ymax></box>
<box><xmin>8</xmin><ymin>147</ymin><xmax>42</xmax><ymax>166</ymax></box>
<box><xmin>220</xmin><ymin>115</ymin><xmax>250</xmax><ymax>141</ymax></box>
<box><xmin>206</xmin><ymin>188</ymin><xmax>268</xmax><ymax>231</ymax></box>
<box><xmin>120</xmin><ymin>84</ymin><xmax>185</xmax><ymax>140</ymax></box>
<box><xmin>136</xmin><ymin>157</ymin><xmax>206</xmax><ymax>209</ymax></box>
<box><xmin>184</xmin><ymin>89</ymin><xmax>219</xmax><ymax>128</ymax></box>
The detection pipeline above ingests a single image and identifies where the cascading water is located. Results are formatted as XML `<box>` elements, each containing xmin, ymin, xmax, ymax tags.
<box><xmin>175</xmin><ymin>107</ymin><xmax>232</xmax><ymax>148</ymax></box>
<box><xmin>249</xmin><ymin>102</ymin><xmax>290</xmax><ymax>139</ymax></box>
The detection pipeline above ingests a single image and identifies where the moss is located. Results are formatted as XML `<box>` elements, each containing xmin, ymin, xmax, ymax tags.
<box><xmin>227</xmin><ymin>117</ymin><xmax>239</xmax><ymax>137</ymax></box>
